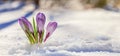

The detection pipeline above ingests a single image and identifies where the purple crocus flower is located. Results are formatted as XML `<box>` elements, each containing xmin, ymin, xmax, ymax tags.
<box><xmin>44</xmin><ymin>22</ymin><xmax>57</xmax><ymax>42</ymax></box>
<box><xmin>36</xmin><ymin>13</ymin><xmax>46</xmax><ymax>32</ymax></box>
<box><xmin>36</xmin><ymin>13</ymin><xmax>46</xmax><ymax>42</ymax></box>
<box><xmin>18</xmin><ymin>17</ymin><xmax>35</xmax><ymax>44</ymax></box>
<box><xmin>18</xmin><ymin>17</ymin><xmax>33</xmax><ymax>33</ymax></box>
<box><xmin>18</xmin><ymin>12</ymin><xmax>58</xmax><ymax>44</ymax></box>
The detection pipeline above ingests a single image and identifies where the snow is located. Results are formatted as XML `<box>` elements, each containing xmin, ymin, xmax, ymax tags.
<box><xmin>0</xmin><ymin>3</ymin><xmax>34</xmax><ymax>24</ymax></box>
<box><xmin>0</xmin><ymin>1</ymin><xmax>20</xmax><ymax>10</ymax></box>
<box><xmin>0</xmin><ymin>2</ymin><xmax>120</xmax><ymax>56</ymax></box>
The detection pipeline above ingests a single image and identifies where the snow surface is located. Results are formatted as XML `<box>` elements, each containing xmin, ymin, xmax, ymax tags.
<box><xmin>0</xmin><ymin>1</ymin><xmax>20</xmax><ymax>10</ymax></box>
<box><xmin>0</xmin><ymin>3</ymin><xmax>34</xmax><ymax>24</ymax></box>
<box><xmin>0</xmin><ymin>3</ymin><xmax>120</xmax><ymax>56</ymax></box>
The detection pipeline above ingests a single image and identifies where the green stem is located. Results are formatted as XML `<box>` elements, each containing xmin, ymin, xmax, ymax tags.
<box><xmin>40</xmin><ymin>30</ymin><xmax>44</xmax><ymax>43</ymax></box>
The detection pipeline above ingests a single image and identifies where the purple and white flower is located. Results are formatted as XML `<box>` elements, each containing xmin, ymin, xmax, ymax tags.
<box><xmin>18</xmin><ymin>12</ymin><xmax>58</xmax><ymax>44</ymax></box>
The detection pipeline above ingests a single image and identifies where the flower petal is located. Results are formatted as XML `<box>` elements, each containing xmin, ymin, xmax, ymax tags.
<box><xmin>18</xmin><ymin>17</ymin><xmax>33</xmax><ymax>33</ymax></box>
<box><xmin>44</xmin><ymin>22</ymin><xmax>57</xmax><ymax>42</ymax></box>
<box><xmin>36</xmin><ymin>12</ymin><xmax>46</xmax><ymax>32</ymax></box>
<box><xmin>18</xmin><ymin>19</ymin><xmax>26</xmax><ymax>30</ymax></box>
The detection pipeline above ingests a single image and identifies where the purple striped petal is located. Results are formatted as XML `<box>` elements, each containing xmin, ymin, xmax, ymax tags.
<box><xmin>18</xmin><ymin>19</ymin><xmax>26</xmax><ymax>30</ymax></box>
<box><xmin>36</xmin><ymin>12</ymin><xmax>46</xmax><ymax>32</ymax></box>
<box><xmin>22</xmin><ymin>17</ymin><xmax>33</xmax><ymax>32</ymax></box>
<box><xmin>18</xmin><ymin>17</ymin><xmax>33</xmax><ymax>33</ymax></box>
<box><xmin>44</xmin><ymin>22</ymin><xmax>57</xmax><ymax>42</ymax></box>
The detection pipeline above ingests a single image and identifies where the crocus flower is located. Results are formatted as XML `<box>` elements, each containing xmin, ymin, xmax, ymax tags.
<box><xmin>18</xmin><ymin>12</ymin><xmax>58</xmax><ymax>45</ymax></box>
<box><xmin>36</xmin><ymin>13</ymin><xmax>46</xmax><ymax>43</ymax></box>
<box><xmin>44</xmin><ymin>22</ymin><xmax>57</xmax><ymax>42</ymax></box>
<box><xmin>36</xmin><ymin>13</ymin><xmax>46</xmax><ymax>32</ymax></box>
<box><xmin>18</xmin><ymin>17</ymin><xmax>35</xmax><ymax>44</ymax></box>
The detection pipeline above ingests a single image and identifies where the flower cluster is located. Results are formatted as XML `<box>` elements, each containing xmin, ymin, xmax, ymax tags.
<box><xmin>18</xmin><ymin>12</ymin><xmax>57</xmax><ymax>44</ymax></box>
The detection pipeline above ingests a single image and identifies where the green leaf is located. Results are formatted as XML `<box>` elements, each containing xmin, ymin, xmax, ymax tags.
<box><xmin>33</xmin><ymin>17</ymin><xmax>38</xmax><ymax>43</ymax></box>
<box><xmin>33</xmin><ymin>17</ymin><xmax>36</xmax><ymax>32</ymax></box>
<box><xmin>27</xmin><ymin>30</ymin><xmax>36</xmax><ymax>44</ymax></box>
<box><xmin>24</xmin><ymin>31</ymin><xmax>33</xmax><ymax>44</ymax></box>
